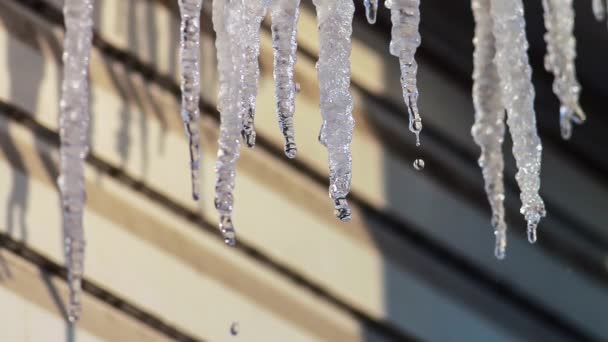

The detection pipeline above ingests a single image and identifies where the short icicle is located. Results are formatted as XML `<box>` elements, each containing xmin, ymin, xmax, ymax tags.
<box><xmin>178</xmin><ymin>0</ymin><xmax>204</xmax><ymax>200</ymax></box>
<box><xmin>389</xmin><ymin>0</ymin><xmax>423</xmax><ymax>147</ymax></box>
<box><xmin>542</xmin><ymin>0</ymin><xmax>585</xmax><ymax>139</ymax></box>
<box><xmin>363</xmin><ymin>0</ymin><xmax>379</xmax><ymax>24</ymax></box>
<box><xmin>270</xmin><ymin>0</ymin><xmax>301</xmax><ymax>158</ymax></box>
<box><xmin>240</xmin><ymin>0</ymin><xmax>269</xmax><ymax>148</ymax></box>
<box><xmin>491</xmin><ymin>0</ymin><xmax>546</xmax><ymax>243</ymax></box>
<box><xmin>213</xmin><ymin>0</ymin><xmax>246</xmax><ymax>245</ymax></box>
<box><xmin>313</xmin><ymin>0</ymin><xmax>355</xmax><ymax>222</ymax></box>
<box><xmin>471</xmin><ymin>0</ymin><xmax>507</xmax><ymax>259</ymax></box>
<box><xmin>59</xmin><ymin>0</ymin><xmax>95</xmax><ymax>322</ymax></box>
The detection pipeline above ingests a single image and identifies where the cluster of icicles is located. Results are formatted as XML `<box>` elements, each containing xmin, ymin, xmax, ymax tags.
<box><xmin>56</xmin><ymin>0</ymin><xmax>594</xmax><ymax>321</ymax></box>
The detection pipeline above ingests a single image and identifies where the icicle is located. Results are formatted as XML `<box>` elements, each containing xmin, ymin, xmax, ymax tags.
<box><xmin>471</xmin><ymin>0</ymin><xmax>507</xmax><ymax>259</ymax></box>
<box><xmin>389</xmin><ymin>0</ymin><xmax>423</xmax><ymax>147</ymax></box>
<box><xmin>313</xmin><ymin>0</ymin><xmax>355</xmax><ymax>222</ymax></box>
<box><xmin>592</xmin><ymin>0</ymin><xmax>606</xmax><ymax>21</ymax></box>
<box><xmin>270</xmin><ymin>0</ymin><xmax>301</xmax><ymax>158</ymax></box>
<box><xmin>363</xmin><ymin>0</ymin><xmax>379</xmax><ymax>24</ymax></box>
<box><xmin>240</xmin><ymin>1</ymin><xmax>269</xmax><ymax>148</ymax></box>
<box><xmin>59</xmin><ymin>0</ymin><xmax>95</xmax><ymax>322</ymax></box>
<box><xmin>542</xmin><ymin>0</ymin><xmax>585</xmax><ymax>140</ymax></box>
<box><xmin>178</xmin><ymin>0</ymin><xmax>203</xmax><ymax>200</ymax></box>
<box><xmin>213</xmin><ymin>0</ymin><xmax>247</xmax><ymax>246</ymax></box>
<box><xmin>491</xmin><ymin>0</ymin><xmax>546</xmax><ymax>243</ymax></box>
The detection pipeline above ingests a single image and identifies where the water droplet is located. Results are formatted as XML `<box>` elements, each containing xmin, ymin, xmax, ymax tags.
<box><xmin>295</xmin><ymin>82</ymin><xmax>301</xmax><ymax>93</ymax></box>
<box><xmin>413</xmin><ymin>159</ymin><xmax>425</xmax><ymax>171</ymax></box>
<box><xmin>230</xmin><ymin>322</ymin><xmax>239</xmax><ymax>336</ymax></box>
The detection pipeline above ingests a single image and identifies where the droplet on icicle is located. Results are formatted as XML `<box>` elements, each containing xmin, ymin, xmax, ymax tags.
<box><xmin>592</xmin><ymin>0</ymin><xmax>606</xmax><ymax>21</ymax></box>
<box><xmin>413</xmin><ymin>159</ymin><xmax>425</xmax><ymax>171</ymax></box>
<box><xmin>363</xmin><ymin>0</ymin><xmax>379</xmax><ymax>24</ymax></box>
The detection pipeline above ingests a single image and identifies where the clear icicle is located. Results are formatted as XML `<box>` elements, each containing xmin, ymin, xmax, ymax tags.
<box><xmin>213</xmin><ymin>0</ymin><xmax>246</xmax><ymax>246</ymax></box>
<box><xmin>389</xmin><ymin>0</ymin><xmax>423</xmax><ymax>147</ymax></box>
<box><xmin>270</xmin><ymin>0</ymin><xmax>301</xmax><ymax>158</ymax></box>
<box><xmin>363</xmin><ymin>0</ymin><xmax>379</xmax><ymax>24</ymax></box>
<box><xmin>542</xmin><ymin>0</ymin><xmax>585</xmax><ymax>140</ymax></box>
<box><xmin>471</xmin><ymin>0</ymin><xmax>507</xmax><ymax>259</ymax></box>
<box><xmin>59</xmin><ymin>0</ymin><xmax>95</xmax><ymax>322</ymax></box>
<box><xmin>178</xmin><ymin>0</ymin><xmax>203</xmax><ymax>200</ymax></box>
<box><xmin>592</xmin><ymin>0</ymin><xmax>606</xmax><ymax>21</ymax></box>
<box><xmin>313</xmin><ymin>0</ymin><xmax>355</xmax><ymax>222</ymax></box>
<box><xmin>240</xmin><ymin>1</ymin><xmax>269</xmax><ymax>148</ymax></box>
<box><xmin>491</xmin><ymin>0</ymin><xmax>546</xmax><ymax>243</ymax></box>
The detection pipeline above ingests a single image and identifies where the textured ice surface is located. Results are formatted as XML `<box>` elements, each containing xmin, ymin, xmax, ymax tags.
<box><xmin>178</xmin><ymin>0</ymin><xmax>203</xmax><ymax>200</ymax></box>
<box><xmin>471</xmin><ymin>0</ymin><xmax>507</xmax><ymax>258</ymax></box>
<box><xmin>313</xmin><ymin>0</ymin><xmax>355</xmax><ymax>222</ymax></box>
<box><xmin>542</xmin><ymin>0</ymin><xmax>585</xmax><ymax>139</ymax></box>
<box><xmin>59</xmin><ymin>0</ymin><xmax>95</xmax><ymax>322</ymax></box>
<box><xmin>270</xmin><ymin>0</ymin><xmax>301</xmax><ymax>158</ymax></box>
<box><xmin>213</xmin><ymin>0</ymin><xmax>247</xmax><ymax>245</ymax></box>
<box><xmin>491</xmin><ymin>0</ymin><xmax>546</xmax><ymax>243</ymax></box>
<box><xmin>240</xmin><ymin>0</ymin><xmax>268</xmax><ymax>148</ymax></box>
<box><xmin>389</xmin><ymin>0</ymin><xmax>423</xmax><ymax>146</ymax></box>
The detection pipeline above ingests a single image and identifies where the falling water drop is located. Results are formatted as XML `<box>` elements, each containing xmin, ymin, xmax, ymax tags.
<box><xmin>230</xmin><ymin>322</ymin><xmax>239</xmax><ymax>336</ymax></box>
<box><xmin>413</xmin><ymin>159</ymin><xmax>425</xmax><ymax>171</ymax></box>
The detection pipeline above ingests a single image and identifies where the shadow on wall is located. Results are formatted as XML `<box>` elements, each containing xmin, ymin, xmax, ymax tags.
<box><xmin>0</xmin><ymin>3</ymin><xmax>72</xmax><ymax>340</ymax></box>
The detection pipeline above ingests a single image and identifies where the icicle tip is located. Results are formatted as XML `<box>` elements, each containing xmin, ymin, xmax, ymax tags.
<box><xmin>220</xmin><ymin>215</ymin><xmax>237</xmax><ymax>247</ymax></box>
<box><xmin>334</xmin><ymin>198</ymin><xmax>352</xmax><ymax>222</ymax></box>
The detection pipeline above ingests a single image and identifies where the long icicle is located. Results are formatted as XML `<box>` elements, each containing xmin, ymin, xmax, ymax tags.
<box><xmin>491</xmin><ymin>0</ymin><xmax>546</xmax><ymax>243</ymax></box>
<box><xmin>240</xmin><ymin>1</ymin><xmax>269</xmax><ymax>148</ymax></box>
<box><xmin>313</xmin><ymin>0</ymin><xmax>355</xmax><ymax>222</ymax></box>
<box><xmin>213</xmin><ymin>0</ymin><xmax>246</xmax><ymax>245</ymax></box>
<box><xmin>389</xmin><ymin>0</ymin><xmax>423</xmax><ymax>147</ymax></box>
<box><xmin>542</xmin><ymin>0</ymin><xmax>585</xmax><ymax>139</ymax></box>
<box><xmin>471</xmin><ymin>0</ymin><xmax>507</xmax><ymax>259</ymax></box>
<box><xmin>59</xmin><ymin>0</ymin><xmax>95</xmax><ymax>322</ymax></box>
<box><xmin>178</xmin><ymin>0</ymin><xmax>203</xmax><ymax>200</ymax></box>
<box><xmin>270</xmin><ymin>0</ymin><xmax>301</xmax><ymax>158</ymax></box>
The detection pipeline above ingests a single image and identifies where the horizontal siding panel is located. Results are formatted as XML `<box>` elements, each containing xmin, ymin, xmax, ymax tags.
<box><xmin>0</xmin><ymin>250</ymin><xmax>171</xmax><ymax>342</ymax></box>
